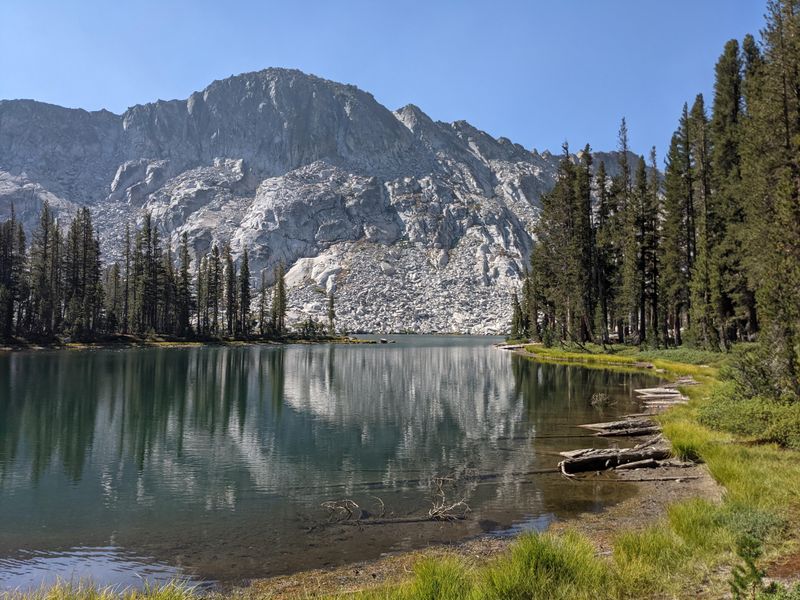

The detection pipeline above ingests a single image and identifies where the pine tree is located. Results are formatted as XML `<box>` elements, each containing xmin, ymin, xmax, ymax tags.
<box><xmin>177</xmin><ymin>233</ymin><xmax>193</xmax><ymax>336</ymax></box>
<box><xmin>29</xmin><ymin>201</ymin><xmax>55</xmax><ymax>336</ymax></box>
<box><xmin>327</xmin><ymin>290</ymin><xmax>336</xmax><ymax>336</ymax></box>
<box><xmin>593</xmin><ymin>161</ymin><xmax>613</xmax><ymax>344</ymax></box>
<box><xmin>575</xmin><ymin>145</ymin><xmax>595</xmax><ymax>341</ymax></box>
<box><xmin>122</xmin><ymin>224</ymin><xmax>131</xmax><ymax>334</ymax></box>
<box><xmin>223</xmin><ymin>243</ymin><xmax>237</xmax><ymax>335</ymax></box>
<box><xmin>527</xmin><ymin>142</ymin><xmax>597</xmax><ymax>343</ymax></box>
<box><xmin>611</xmin><ymin>119</ymin><xmax>634</xmax><ymax>342</ymax></box>
<box><xmin>160</xmin><ymin>246</ymin><xmax>176</xmax><ymax>333</ymax></box>
<box><xmin>710</xmin><ymin>38</ymin><xmax>754</xmax><ymax>346</ymax></box>
<box><xmin>258</xmin><ymin>272</ymin><xmax>268</xmax><ymax>337</ymax></box>
<box><xmin>196</xmin><ymin>256</ymin><xmax>208</xmax><ymax>335</ymax></box>
<box><xmin>104</xmin><ymin>263</ymin><xmax>122</xmax><ymax>333</ymax></box>
<box><xmin>739</xmin><ymin>0</ymin><xmax>800</xmax><ymax>396</ymax></box>
<box><xmin>271</xmin><ymin>262</ymin><xmax>287</xmax><ymax>335</ymax></box>
<box><xmin>238</xmin><ymin>247</ymin><xmax>251</xmax><ymax>336</ymax></box>
<box><xmin>644</xmin><ymin>148</ymin><xmax>663</xmax><ymax>345</ymax></box>
<box><xmin>688</xmin><ymin>94</ymin><xmax>719</xmax><ymax>349</ymax></box>
<box><xmin>510</xmin><ymin>291</ymin><xmax>523</xmax><ymax>339</ymax></box>
<box><xmin>0</xmin><ymin>210</ymin><xmax>22</xmax><ymax>338</ymax></box>
<box><xmin>661</xmin><ymin>122</ymin><xmax>692</xmax><ymax>346</ymax></box>
<box><xmin>208</xmin><ymin>244</ymin><xmax>221</xmax><ymax>334</ymax></box>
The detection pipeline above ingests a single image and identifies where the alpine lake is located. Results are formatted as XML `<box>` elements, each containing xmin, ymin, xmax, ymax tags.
<box><xmin>0</xmin><ymin>336</ymin><xmax>659</xmax><ymax>590</ymax></box>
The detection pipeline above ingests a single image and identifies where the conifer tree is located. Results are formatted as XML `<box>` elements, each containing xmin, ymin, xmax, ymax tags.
<box><xmin>271</xmin><ymin>262</ymin><xmax>287</xmax><ymax>335</ymax></box>
<box><xmin>739</xmin><ymin>0</ymin><xmax>800</xmax><ymax>396</ymax></box>
<box><xmin>208</xmin><ymin>244</ymin><xmax>221</xmax><ymax>334</ymax></box>
<box><xmin>238</xmin><ymin>247</ymin><xmax>251</xmax><ymax>336</ymax></box>
<box><xmin>122</xmin><ymin>224</ymin><xmax>131</xmax><ymax>334</ymax></box>
<box><xmin>611</xmin><ymin>119</ymin><xmax>633</xmax><ymax>342</ymax></box>
<box><xmin>644</xmin><ymin>148</ymin><xmax>663</xmax><ymax>345</ymax></box>
<box><xmin>258</xmin><ymin>272</ymin><xmax>268</xmax><ymax>337</ymax></box>
<box><xmin>710</xmin><ymin>38</ymin><xmax>753</xmax><ymax>345</ymax></box>
<box><xmin>661</xmin><ymin>124</ymin><xmax>692</xmax><ymax>346</ymax></box>
<box><xmin>327</xmin><ymin>290</ymin><xmax>336</xmax><ymax>336</ymax></box>
<box><xmin>104</xmin><ymin>263</ymin><xmax>122</xmax><ymax>333</ymax></box>
<box><xmin>593</xmin><ymin>161</ymin><xmax>613</xmax><ymax>344</ymax></box>
<box><xmin>30</xmin><ymin>201</ymin><xmax>57</xmax><ymax>336</ymax></box>
<box><xmin>223</xmin><ymin>243</ymin><xmax>237</xmax><ymax>335</ymax></box>
<box><xmin>688</xmin><ymin>94</ymin><xmax>719</xmax><ymax>349</ymax></box>
<box><xmin>177</xmin><ymin>233</ymin><xmax>193</xmax><ymax>336</ymax></box>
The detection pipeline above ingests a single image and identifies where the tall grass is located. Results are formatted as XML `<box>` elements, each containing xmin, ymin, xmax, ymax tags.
<box><xmin>0</xmin><ymin>582</ymin><xmax>196</xmax><ymax>600</ymax></box>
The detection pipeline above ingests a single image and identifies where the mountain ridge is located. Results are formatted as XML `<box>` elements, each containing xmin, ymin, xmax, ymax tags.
<box><xmin>0</xmin><ymin>67</ymin><xmax>634</xmax><ymax>333</ymax></box>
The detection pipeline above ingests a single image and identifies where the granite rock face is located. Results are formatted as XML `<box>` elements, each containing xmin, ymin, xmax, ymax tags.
<box><xmin>0</xmin><ymin>68</ymin><xmax>631</xmax><ymax>334</ymax></box>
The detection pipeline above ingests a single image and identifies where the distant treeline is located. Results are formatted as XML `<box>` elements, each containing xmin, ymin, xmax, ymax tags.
<box><xmin>512</xmin><ymin>1</ymin><xmax>799</xmax><ymax>397</ymax></box>
<box><xmin>0</xmin><ymin>205</ymin><xmax>335</xmax><ymax>342</ymax></box>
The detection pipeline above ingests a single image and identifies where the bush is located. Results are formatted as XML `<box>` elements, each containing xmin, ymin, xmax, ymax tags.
<box><xmin>721</xmin><ymin>343</ymin><xmax>796</xmax><ymax>402</ymax></box>
<box><xmin>632</xmin><ymin>347</ymin><xmax>724</xmax><ymax>366</ymax></box>
<box><xmin>699</xmin><ymin>385</ymin><xmax>800</xmax><ymax>449</ymax></box>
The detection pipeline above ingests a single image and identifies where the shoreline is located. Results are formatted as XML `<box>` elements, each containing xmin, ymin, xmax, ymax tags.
<box><xmin>234</xmin><ymin>462</ymin><xmax>719</xmax><ymax>599</ymax></box>
<box><xmin>0</xmin><ymin>334</ymin><xmax>380</xmax><ymax>353</ymax></box>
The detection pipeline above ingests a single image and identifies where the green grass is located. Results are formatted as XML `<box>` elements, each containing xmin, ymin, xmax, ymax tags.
<box><xmin>0</xmin><ymin>582</ymin><xmax>196</xmax><ymax>600</ymax></box>
<box><xmin>476</xmin><ymin>530</ymin><xmax>608</xmax><ymax>600</ymax></box>
<box><xmin>522</xmin><ymin>343</ymin><xmax>723</xmax><ymax>380</ymax></box>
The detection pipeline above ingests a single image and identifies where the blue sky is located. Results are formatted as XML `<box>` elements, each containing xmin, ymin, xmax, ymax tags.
<box><xmin>0</xmin><ymin>1</ymin><xmax>764</xmax><ymax>159</ymax></box>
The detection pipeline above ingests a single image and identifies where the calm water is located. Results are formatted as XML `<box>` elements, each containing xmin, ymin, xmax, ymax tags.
<box><xmin>0</xmin><ymin>336</ymin><xmax>658</xmax><ymax>590</ymax></box>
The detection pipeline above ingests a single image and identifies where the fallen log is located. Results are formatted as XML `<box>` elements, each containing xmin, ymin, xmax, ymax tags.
<box><xmin>642</xmin><ymin>400</ymin><xmax>688</xmax><ymax>408</ymax></box>
<box><xmin>615</xmin><ymin>458</ymin><xmax>659</xmax><ymax>470</ymax></box>
<box><xmin>558</xmin><ymin>436</ymin><xmax>672</xmax><ymax>475</ymax></box>
<box><xmin>578</xmin><ymin>417</ymin><xmax>656</xmax><ymax>431</ymax></box>
<box><xmin>586</xmin><ymin>475</ymin><xmax>701</xmax><ymax>483</ymax></box>
<box><xmin>597</xmin><ymin>426</ymin><xmax>662</xmax><ymax>437</ymax></box>
<box><xmin>578</xmin><ymin>417</ymin><xmax>660</xmax><ymax>437</ymax></box>
<box><xmin>635</xmin><ymin>387</ymin><xmax>683</xmax><ymax>395</ymax></box>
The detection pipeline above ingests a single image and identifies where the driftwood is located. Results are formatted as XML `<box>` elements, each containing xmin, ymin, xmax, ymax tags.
<box><xmin>589</xmin><ymin>475</ymin><xmax>701</xmax><ymax>483</ymax></box>
<box><xmin>318</xmin><ymin>476</ymin><xmax>471</xmax><ymax>529</ymax></box>
<box><xmin>558</xmin><ymin>435</ymin><xmax>672</xmax><ymax>475</ymax></box>
<box><xmin>578</xmin><ymin>417</ymin><xmax>659</xmax><ymax>437</ymax></box>
<box><xmin>634</xmin><ymin>386</ymin><xmax>689</xmax><ymax>412</ymax></box>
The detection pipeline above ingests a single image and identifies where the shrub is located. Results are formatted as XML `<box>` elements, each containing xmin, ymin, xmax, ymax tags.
<box><xmin>699</xmin><ymin>387</ymin><xmax>800</xmax><ymax>449</ymax></box>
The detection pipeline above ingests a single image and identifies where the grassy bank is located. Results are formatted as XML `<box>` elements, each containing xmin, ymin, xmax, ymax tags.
<box><xmin>6</xmin><ymin>345</ymin><xmax>800</xmax><ymax>599</ymax></box>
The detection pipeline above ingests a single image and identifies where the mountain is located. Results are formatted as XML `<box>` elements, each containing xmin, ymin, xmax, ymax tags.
<box><xmin>0</xmin><ymin>68</ymin><xmax>631</xmax><ymax>334</ymax></box>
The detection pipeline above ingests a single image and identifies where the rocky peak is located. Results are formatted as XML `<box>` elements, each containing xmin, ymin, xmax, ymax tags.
<box><xmin>0</xmin><ymin>67</ymin><xmax>635</xmax><ymax>333</ymax></box>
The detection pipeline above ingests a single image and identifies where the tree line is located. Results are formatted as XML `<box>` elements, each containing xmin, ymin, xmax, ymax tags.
<box><xmin>512</xmin><ymin>0</ymin><xmax>799</xmax><ymax>398</ymax></box>
<box><xmin>0</xmin><ymin>205</ymin><xmax>336</xmax><ymax>341</ymax></box>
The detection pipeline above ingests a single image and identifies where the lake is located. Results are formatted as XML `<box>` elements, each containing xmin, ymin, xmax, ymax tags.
<box><xmin>0</xmin><ymin>336</ymin><xmax>658</xmax><ymax>590</ymax></box>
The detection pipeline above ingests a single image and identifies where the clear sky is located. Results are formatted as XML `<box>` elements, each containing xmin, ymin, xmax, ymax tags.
<box><xmin>0</xmin><ymin>1</ymin><xmax>765</xmax><ymax>159</ymax></box>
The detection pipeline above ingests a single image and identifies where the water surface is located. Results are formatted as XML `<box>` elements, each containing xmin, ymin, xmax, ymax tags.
<box><xmin>0</xmin><ymin>336</ymin><xmax>657</xmax><ymax>589</ymax></box>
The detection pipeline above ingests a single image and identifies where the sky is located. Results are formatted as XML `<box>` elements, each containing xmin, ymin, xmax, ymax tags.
<box><xmin>0</xmin><ymin>1</ymin><xmax>765</xmax><ymax>160</ymax></box>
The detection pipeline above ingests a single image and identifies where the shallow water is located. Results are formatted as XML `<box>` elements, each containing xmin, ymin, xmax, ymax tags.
<box><xmin>0</xmin><ymin>336</ymin><xmax>657</xmax><ymax>589</ymax></box>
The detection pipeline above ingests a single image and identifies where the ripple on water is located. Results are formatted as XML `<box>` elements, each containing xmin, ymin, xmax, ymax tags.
<box><xmin>0</xmin><ymin>547</ymin><xmax>205</xmax><ymax>592</ymax></box>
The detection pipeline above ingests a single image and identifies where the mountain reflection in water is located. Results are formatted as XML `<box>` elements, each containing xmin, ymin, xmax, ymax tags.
<box><xmin>0</xmin><ymin>337</ymin><xmax>657</xmax><ymax>588</ymax></box>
